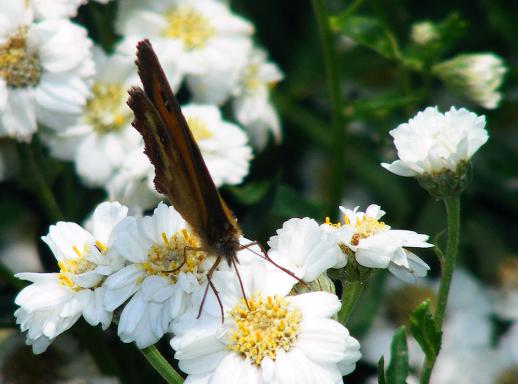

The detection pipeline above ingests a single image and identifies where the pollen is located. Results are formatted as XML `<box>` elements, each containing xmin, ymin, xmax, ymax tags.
<box><xmin>0</xmin><ymin>28</ymin><xmax>42</xmax><ymax>88</ymax></box>
<box><xmin>226</xmin><ymin>293</ymin><xmax>302</xmax><ymax>366</ymax></box>
<box><xmin>162</xmin><ymin>7</ymin><xmax>215</xmax><ymax>50</ymax></box>
<box><xmin>349</xmin><ymin>215</ymin><xmax>388</xmax><ymax>246</ymax></box>
<box><xmin>57</xmin><ymin>244</ymin><xmax>96</xmax><ymax>289</ymax></box>
<box><xmin>141</xmin><ymin>229</ymin><xmax>205</xmax><ymax>283</ymax></box>
<box><xmin>324</xmin><ymin>217</ymin><xmax>341</xmax><ymax>229</ymax></box>
<box><xmin>84</xmin><ymin>82</ymin><xmax>131</xmax><ymax>134</ymax></box>
<box><xmin>186</xmin><ymin>116</ymin><xmax>213</xmax><ymax>141</ymax></box>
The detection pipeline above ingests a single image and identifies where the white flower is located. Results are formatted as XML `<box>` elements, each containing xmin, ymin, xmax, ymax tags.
<box><xmin>14</xmin><ymin>202</ymin><xmax>128</xmax><ymax>353</ymax></box>
<box><xmin>232</xmin><ymin>48</ymin><xmax>283</xmax><ymax>150</ymax></box>
<box><xmin>433</xmin><ymin>53</ymin><xmax>507</xmax><ymax>109</ymax></box>
<box><xmin>267</xmin><ymin>217</ymin><xmax>345</xmax><ymax>283</ymax></box>
<box><xmin>381</xmin><ymin>106</ymin><xmax>488</xmax><ymax>177</ymax></box>
<box><xmin>107</xmin><ymin>104</ymin><xmax>252</xmax><ymax>212</ymax></box>
<box><xmin>42</xmin><ymin>48</ymin><xmax>142</xmax><ymax>187</ymax></box>
<box><xmin>410</xmin><ymin>21</ymin><xmax>438</xmax><ymax>46</ymax></box>
<box><xmin>116</xmin><ymin>0</ymin><xmax>253</xmax><ymax>95</ymax></box>
<box><xmin>362</xmin><ymin>270</ymin><xmax>493</xmax><ymax>370</ymax></box>
<box><xmin>170</xmin><ymin>261</ymin><xmax>361</xmax><ymax>383</ymax></box>
<box><xmin>102</xmin><ymin>202</ymin><xmax>258</xmax><ymax>348</ymax></box>
<box><xmin>29</xmin><ymin>0</ymin><xmax>86</xmax><ymax>19</ymax></box>
<box><xmin>0</xmin><ymin>2</ymin><xmax>94</xmax><ymax>141</ymax></box>
<box><xmin>328</xmin><ymin>204</ymin><xmax>431</xmax><ymax>282</ymax></box>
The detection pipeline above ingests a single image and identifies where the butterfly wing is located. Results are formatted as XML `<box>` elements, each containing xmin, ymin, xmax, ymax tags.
<box><xmin>127</xmin><ymin>39</ymin><xmax>239</xmax><ymax>251</ymax></box>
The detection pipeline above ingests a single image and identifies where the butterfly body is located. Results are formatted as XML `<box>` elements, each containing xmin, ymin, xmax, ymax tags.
<box><xmin>127</xmin><ymin>39</ymin><xmax>240</xmax><ymax>267</ymax></box>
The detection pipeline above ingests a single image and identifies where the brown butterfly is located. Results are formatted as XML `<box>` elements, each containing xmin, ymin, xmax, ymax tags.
<box><xmin>128</xmin><ymin>40</ymin><xmax>298</xmax><ymax>315</ymax></box>
<box><xmin>127</xmin><ymin>40</ymin><xmax>246</xmax><ymax>314</ymax></box>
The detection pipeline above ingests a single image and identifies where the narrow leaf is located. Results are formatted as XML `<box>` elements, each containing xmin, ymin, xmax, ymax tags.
<box><xmin>377</xmin><ymin>356</ymin><xmax>387</xmax><ymax>384</ymax></box>
<box><xmin>386</xmin><ymin>326</ymin><xmax>409</xmax><ymax>384</ymax></box>
<box><xmin>409</xmin><ymin>300</ymin><xmax>442</xmax><ymax>359</ymax></box>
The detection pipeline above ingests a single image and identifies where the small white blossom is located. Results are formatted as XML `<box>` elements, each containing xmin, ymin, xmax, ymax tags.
<box><xmin>381</xmin><ymin>106</ymin><xmax>488</xmax><ymax>177</ymax></box>
<box><xmin>108</xmin><ymin>104</ymin><xmax>252</xmax><ymax>212</ymax></box>
<box><xmin>29</xmin><ymin>0</ymin><xmax>86</xmax><ymax>19</ymax></box>
<box><xmin>232</xmin><ymin>48</ymin><xmax>283</xmax><ymax>150</ymax></box>
<box><xmin>410</xmin><ymin>21</ymin><xmax>438</xmax><ymax>46</ymax></box>
<box><xmin>43</xmin><ymin>48</ymin><xmax>142</xmax><ymax>187</ymax></box>
<box><xmin>433</xmin><ymin>53</ymin><xmax>507</xmax><ymax>109</ymax></box>
<box><xmin>14</xmin><ymin>202</ymin><xmax>128</xmax><ymax>353</ymax></box>
<box><xmin>267</xmin><ymin>217</ymin><xmax>345</xmax><ymax>283</ymax></box>
<box><xmin>102</xmin><ymin>202</ymin><xmax>258</xmax><ymax>348</ymax></box>
<box><xmin>170</xmin><ymin>261</ymin><xmax>361</xmax><ymax>383</ymax></box>
<box><xmin>0</xmin><ymin>2</ymin><xmax>94</xmax><ymax>141</ymax></box>
<box><xmin>326</xmin><ymin>204</ymin><xmax>431</xmax><ymax>282</ymax></box>
<box><xmin>116</xmin><ymin>0</ymin><xmax>253</xmax><ymax>95</ymax></box>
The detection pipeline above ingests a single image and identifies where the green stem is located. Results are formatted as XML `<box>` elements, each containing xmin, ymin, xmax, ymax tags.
<box><xmin>19</xmin><ymin>144</ymin><xmax>64</xmax><ymax>222</ymax></box>
<box><xmin>337</xmin><ymin>280</ymin><xmax>364</xmax><ymax>324</ymax></box>
<box><xmin>311</xmin><ymin>0</ymin><xmax>346</xmax><ymax>213</ymax></box>
<box><xmin>141</xmin><ymin>345</ymin><xmax>184</xmax><ymax>384</ymax></box>
<box><xmin>420</xmin><ymin>196</ymin><xmax>460</xmax><ymax>384</ymax></box>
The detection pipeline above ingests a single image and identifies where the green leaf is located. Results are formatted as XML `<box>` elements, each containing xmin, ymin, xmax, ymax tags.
<box><xmin>409</xmin><ymin>300</ymin><xmax>442</xmax><ymax>359</ymax></box>
<box><xmin>386</xmin><ymin>326</ymin><xmax>409</xmax><ymax>384</ymax></box>
<box><xmin>346</xmin><ymin>92</ymin><xmax>421</xmax><ymax>120</ymax></box>
<box><xmin>377</xmin><ymin>356</ymin><xmax>387</xmax><ymax>384</ymax></box>
<box><xmin>228</xmin><ymin>181</ymin><xmax>272</xmax><ymax>205</ymax></box>
<box><xmin>272</xmin><ymin>184</ymin><xmax>324</xmax><ymax>220</ymax></box>
<box><xmin>330</xmin><ymin>15</ymin><xmax>399</xmax><ymax>61</ymax></box>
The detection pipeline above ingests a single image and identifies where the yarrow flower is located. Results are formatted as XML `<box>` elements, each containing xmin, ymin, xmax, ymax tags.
<box><xmin>43</xmin><ymin>47</ymin><xmax>142</xmax><ymax>187</ymax></box>
<box><xmin>433</xmin><ymin>53</ymin><xmax>507</xmax><ymax>109</ymax></box>
<box><xmin>410</xmin><ymin>21</ymin><xmax>439</xmax><ymax>46</ymax></box>
<box><xmin>170</xmin><ymin>261</ymin><xmax>361</xmax><ymax>383</ymax></box>
<box><xmin>102</xmin><ymin>202</ymin><xmax>257</xmax><ymax>348</ymax></box>
<box><xmin>116</xmin><ymin>0</ymin><xmax>253</xmax><ymax>94</ymax></box>
<box><xmin>0</xmin><ymin>2</ymin><xmax>94</xmax><ymax>141</ymax></box>
<box><xmin>14</xmin><ymin>202</ymin><xmax>127</xmax><ymax>353</ymax></box>
<box><xmin>382</xmin><ymin>106</ymin><xmax>488</xmax><ymax>196</ymax></box>
<box><xmin>107</xmin><ymin>104</ymin><xmax>252</xmax><ymax>212</ymax></box>
<box><xmin>326</xmin><ymin>204</ymin><xmax>432</xmax><ymax>282</ymax></box>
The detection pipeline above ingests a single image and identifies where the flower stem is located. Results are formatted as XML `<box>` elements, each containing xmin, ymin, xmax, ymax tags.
<box><xmin>18</xmin><ymin>143</ymin><xmax>64</xmax><ymax>222</ymax></box>
<box><xmin>420</xmin><ymin>196</ymin><xmax>460</xmax><ymax>384</ymax></box>
<box><xmin>337</xmin><ymin>280</ymin><xmax>364</xmax><ymax>324</ymax></box>
<box><xmin>141</xmin><ymin>345</ymin><xmax>184</xmax><ymax>384</ymax></box>
<box><xmin>311</xmin><ymin>0</ymin><xmax>346</xmax><ymax>213</ymax></box>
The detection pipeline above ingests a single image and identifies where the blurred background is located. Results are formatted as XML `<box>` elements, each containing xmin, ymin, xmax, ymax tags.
<box><xmin>0</xmin><ymin>0</ymin><xmax>517</xmax><ymax>382</ymax></box>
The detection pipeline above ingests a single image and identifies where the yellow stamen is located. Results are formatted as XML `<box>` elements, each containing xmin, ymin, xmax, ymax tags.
<box><xmin>162</xmin><ymin>7</ymin><xmax>215</xmax><ymax>50</ymax></box>
<box><xmin>0</xmin><ymin>28</ymin><xmax>41</xmax><ymax>88</ymax></box>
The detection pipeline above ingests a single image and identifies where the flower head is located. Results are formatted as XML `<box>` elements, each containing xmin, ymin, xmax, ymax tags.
<box><xmin>326</xmin><ymin>204</ymin><xmax>432</xmax><ymax>282</ymax></box>
<box><xmin>382</xmin><ymin>106</ymin><xmax>488</xmax><ymax>195</ymax></box>
<box><xmin>14</xmin><ymin>202</ymin><xmax>127</xmax><ymax>353</ymax></box>
<box><xmin>170</xmin><ymin>261</ymin><xmax>361</xmax><ymax>383</ymax></box>
<box><xmin>0</xmin><ymin>2</ymin><xmax>94</xmax><ymax>141</ymax></box>
<box><xmin>433</xmin><ymin>53</ymin><xmax>507</xmax><ymax>109</ymax></box>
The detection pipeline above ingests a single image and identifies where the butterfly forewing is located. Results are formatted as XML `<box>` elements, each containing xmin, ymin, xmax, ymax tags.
<box><xmin>127</xmin><ymin>39</ymin><xmax>240</xmax><ymax>263</ymax></box>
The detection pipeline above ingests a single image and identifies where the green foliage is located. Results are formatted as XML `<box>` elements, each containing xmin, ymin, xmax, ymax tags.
<box><xmin>386</xmin><ymin>326</ymin><xmax>409</xmax><ymax>384</ymax></box>
<box><xmin>377</xmin><ymin>356</ymin><xmax>387</xmax><ymax>384</ymax></box>
<box><xmin>409</xmin><ymin>300</ymin><xmax>442</xmax><ymax>359</ymax></box>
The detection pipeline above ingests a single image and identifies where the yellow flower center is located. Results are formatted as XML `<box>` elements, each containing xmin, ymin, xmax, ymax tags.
<box><xmin>386</xmin><ymin>285</ymin><xmax>436</xmax><ymax>326</ymax></box>
<box><xmin>162</xmin><ymin>7</ymin><xmax>215</xmax><ymax>50</ymax></box>
<box><xmin>227</xmin><ymin>293</ymin><xmax>302</xmax><ymax>366</ymax></box>
<box><xmin>141</xmin><ymin>230</ymin><xmax>205</xmax><ymax>283</ymax></box>
<box><xmin>57</xmin><ymin>245</ymin><xmax>96</xmax><ymax>289</ymax></box>
<box><xmin>186</xmin><ymin>116</ymin><xmax>213</xmax><ymax>141</ymax></box>
<box><xmin>0</xmin><ymin>28</ymin><xmax>41</xmax><ymax>88</ymax></box>
<box><xmin>84</xmin><ymin>83</ymin><xmax>132</xmax><ymax>134</ymax></box>
<box><xmin>345</xmin><ymin>214</ymin><xmax>388</xmax><ymax>246</ymax></box>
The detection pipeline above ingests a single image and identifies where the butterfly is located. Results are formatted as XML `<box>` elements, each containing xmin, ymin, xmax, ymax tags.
<box><xmin>127</xmin><ymin>39</ymin><xmax>246</xmax><ymax>314</ymax></box>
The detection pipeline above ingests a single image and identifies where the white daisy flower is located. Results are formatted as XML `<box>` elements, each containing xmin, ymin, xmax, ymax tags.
<box><xmin>267</xmin><ymin>217</ymin><xmax>345</xmax><ymax>284</ymax></box>
<box><xmin>107</xmin><ymin>104</ymin><xmax>252</xmax><ymax>212</ymax></box>
<box><xmin>102</xmin><ymin>202</ymin><xmax>258</xmax><ymax>348</ymax></box>
<box><xmin>170</xmin><ymin>261</ymin><xmax>361</xmax><ymax>383</ymax></box>
<box><xmin>362</xmin><ymin>269</ymin><xmax>492</xmax><ymax>370</ymax></box>
<box><xmin>433</xmin><ymin>53</ymin><xmax>507</xmax><ymax>109</ymax></box>
<box><xmin>29</xmin><ymin>0</ymin><xmax>86</xmax><ymax>19</ymax></box>
<box><xmin>14</xmin><ymin>202</ymin><xmax>128</xmax><ymax>354</ymax></box>
<box><xmin>326</xmin><ymin>204</ymin><xmax>432</xmax><ymax>282</ymax></box>
<box><xmin>116</xmin><ymin>0</ymin><xmax>253</xmax><ymax>95</ymax></box>
<box><xmin>381</xmin><ymin>106</ymin><xmax>488</xmax><ymax>178</ymax></box>
<box><xmin>43</xmin><ymin>47</ymin><xmax>142</xmax><ymax>187</ymax></box>
<box><xmin>0</xmin><ymin>2</ymin><xmax>94</xmax><ymax>141</ymax></box>
<box><xmin>232</xmin><ymin>48</ymin><xmax>283</xmax><ymax>150</ymax></box>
